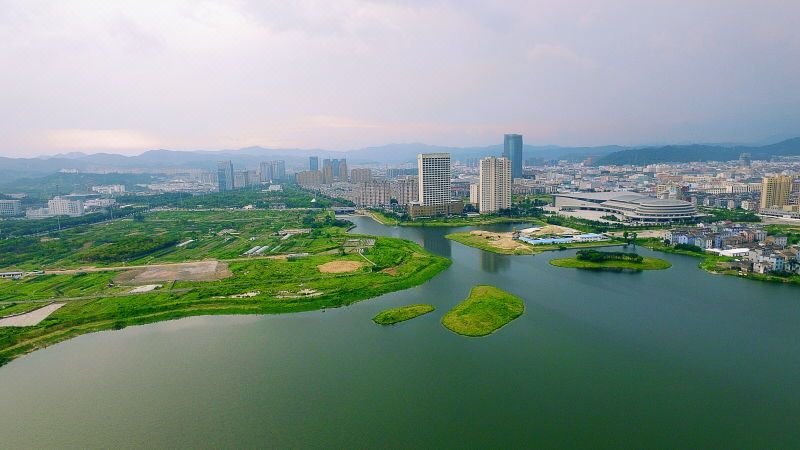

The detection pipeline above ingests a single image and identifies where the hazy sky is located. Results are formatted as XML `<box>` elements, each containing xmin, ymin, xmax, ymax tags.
<box><xmin>2</xmin><ymin>0</ymin><xmax>799</xmax><ymax>157</ymax></box>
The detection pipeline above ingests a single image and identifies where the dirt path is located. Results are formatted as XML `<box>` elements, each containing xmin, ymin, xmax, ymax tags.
<box><xmin>0</xmin><ymin>303</ymin><xmax>65</xmax><ymax>327</ymax></box>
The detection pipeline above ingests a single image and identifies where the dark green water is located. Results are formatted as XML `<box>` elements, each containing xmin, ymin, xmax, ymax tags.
<box><xmin>1</xmin><ymin>216</ymin><xmax>799</xmax><ymax>448</ymax></box>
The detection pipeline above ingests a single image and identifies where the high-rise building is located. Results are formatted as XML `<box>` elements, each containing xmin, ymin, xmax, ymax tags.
<box><xmin>337</xmin><ymin>159</ymin><xmax>348</xmax><ymax>182</ymax></box>
<box><xmin>259</xmin><ymin>161</ymin><xmax>273</xmax><ymax>183</ymax></box>
<box><xmin>271</xmin><ymin>160</ymin><xmax>286</xmax><ymax>182</ymax></box>
<box><xmin>350</xmin><ymin>168</ymin><xmax>372</xmax><ymax>184</ymax></box>
<box><xmin>503</xmin><ymin>134</ymin><xmax>523</xmax><ymax>179</ymax></box>
<box><xmin>761</xmin><ymin>175</ymin><xmax>793</xmax><ymax>209</ymax></box>
<box><xmin>417</xmin><ymin>153</ymin><xmax>451</xmax><ymax>206</ymax></box>
<box><xmin>478</xmin><ymin>156</ymin><xmax>511</xmax><ymax>214</ymax></box>
<box><xmin>217</xmin><ymin>160</ymin><xmax>234</xmax><ymax>192</ymax></box>
<box><xmin>0</xmin><ymin>200</ymin><xmax>22</xmax><ymax>217</ymax></box>
<box><xmin>309</xmin><ymin>156</ymin><xmax>319</xmax><ymax>171</ymax></box>
<box><xmin>322</xmin><ymin>159</ymin><xmax>334</xmax><ymax>184</ymax></box>
<box><xmin>233</xmin><ymin>170</ymin><xmax>250</xmax><ymax>189</ymax></box>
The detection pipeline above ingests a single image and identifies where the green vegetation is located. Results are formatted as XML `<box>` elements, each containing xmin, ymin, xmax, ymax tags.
<box><xmin>0</xmin><ymin>209</ymin><xmax>452</xmax><ymax>367</ymax></box>
<box><xmin>445</xmin><ymin>231</ymin><xmax>620</xmax><ymax>255</ymax></box>
<box><xmin>703</xmin><ymin>207</ymin><xmax>761</xmax><ymax>223</ymax></box>
<box><xmin>372</xmin><ymin>304</ymin><xmax>435</xmax><ymax>325</ymax></box>
<box><xmin>441</xmin><ymin>285</ymin><xmax>524</xmax><ymax>337</ymax></box>
<box><xmin>550</xmin><ymin>250</ymin><xmax>671</xmax><ymax>271</ymax></box>
<box><xmin>765</xmin><ymin>225</ymin><xmax>800</xmax><ymax>246</ymax></box>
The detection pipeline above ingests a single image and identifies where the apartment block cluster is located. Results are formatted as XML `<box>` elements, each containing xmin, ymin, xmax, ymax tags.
<box><xmin>216</xmin><ymin>160</ymin><xmax>287</xmax><ymax>192</ymax></box>
<box><xmin>665</xmin><ymin>223</ymin><xmax>798</xmax><ymax>274</ymax></box>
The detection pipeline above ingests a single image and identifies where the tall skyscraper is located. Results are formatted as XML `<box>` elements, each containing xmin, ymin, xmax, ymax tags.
<box><xmin>417</xmin><ymin>153</ymin><xmax>451</xmax><ymax>206</ymax></box>
<box><xmin>337</xmin><ymin>159</ymin><xmax>348</xmax><ymax>182</ymax></box>
<box><xmin>217</xmin><ymin>160</ymin><xmax>234</xmax><ymax>192</ymax></box>
<box><xmin>309</xmin><ymin>156</ymin><xmax>319</xmax><ymax>171</ymax></box>
<box><xmin>322</xmin><ymin>159</ymin><xmax>334</xmax><ymax>184</ymax></box>
<box><xmin>479</xmin><ymin>156</ymin><xmax>511</xmax><ymax>214</ymax></box>
<box><xmin>259</xmin><ymin>161</ymin><xmax>273</xmax><ymax>183</ymax></box>
<box><xmin>271</xmin><ymin>160</ymin><xmax>286</xmax><ymax>182</ymax></box>
<box><xmin>760</xmin><ymin>175</ymin><xmax>793</xmax><ymax>209</ymax></box>
<box><xmin>331</xmin><ymin>159</ymin><xmax>340</xmax><ymax>178</ymax></box>
<box><xmin>503</xmin><ymin>134</ymin><xmax>523</xmax><ymax>179</ymax></box>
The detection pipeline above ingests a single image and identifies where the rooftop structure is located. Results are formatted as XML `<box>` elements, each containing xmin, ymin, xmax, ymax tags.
<box><xmin>554</xmin><ymin>192</ymin><xmax>701</xmax><ymax>223</ymax></box>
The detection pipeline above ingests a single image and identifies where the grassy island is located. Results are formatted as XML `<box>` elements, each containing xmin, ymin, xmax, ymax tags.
<box><xmin>366</xmin><ymin>210</ymin><xmax>543</xmax><ymax>228</ymax></box>
<box><xmin>550</xmin><ymin>249</ymin><xmax>671</xmax><ymax>271</ymax></box>
<box><xmin>441</xmin><ymin>285</ymin><xmax>524</xmax><ymax>337</ymax></box>
<box><xmin>372</xmin><ymin>304</ymin><xmax>435</xmax><ymax>325</ymax></box>
<box><xmin>0</xmin><ymin>209</ymin><xmax>451</xmax><ymax>367</ymax></box>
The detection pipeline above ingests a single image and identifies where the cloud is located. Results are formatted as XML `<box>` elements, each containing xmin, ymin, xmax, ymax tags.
<box><xmin>526</xmin><ymin>43</ymin><xmax>593</xmax><ymax>68</ymax></box>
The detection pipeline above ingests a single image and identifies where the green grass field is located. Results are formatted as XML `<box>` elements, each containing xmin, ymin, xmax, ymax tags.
<box><xmin>0</xmin><ymin>209</ymin><xmax>452</xmax><ymax>367</ymax></box>
<box><xmin>441</xmin><ymin>285</ymin><xmax>524</xmax><ymax>337</ymax></box>
<box><xmin>372</xmin><ymin>304</ymin><xmax>435</xmax><ymax>325</ymax></box>
<box><xmin>549</xmin><ymin>255</ymin><xmax>671</xmax><ymax>271</ymax></box>
<box><xmin>368</xmin><ymin>210</ymin><xmax>544</xmax><ymax>228</ymax></box>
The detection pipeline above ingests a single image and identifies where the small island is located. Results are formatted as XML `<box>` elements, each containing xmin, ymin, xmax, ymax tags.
<box><xmin>441</xmin><ymin>285</ymin><xmax>524</xmax><ymax>337</ymax></box>
<box><xmin>372</xmin><ymin>304</ymin><xmax>435</xmax><ymax>325</ymax></box>
<box><xmin>549</xmin><ymin>249</ymin><xmax>671</xmax><ymax>271</ymax></box>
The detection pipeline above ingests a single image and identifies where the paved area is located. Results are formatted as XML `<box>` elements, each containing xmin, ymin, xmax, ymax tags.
<box><xmin>0</xmin><ymin>303</ymin><xmax>65</xmax><ymax>327</ymax></box>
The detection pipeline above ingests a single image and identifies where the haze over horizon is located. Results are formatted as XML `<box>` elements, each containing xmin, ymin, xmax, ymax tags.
<box><xmin>2</xmin><ymin>0</ymin><xmax>799</xmax><ymax>157</ymax></box>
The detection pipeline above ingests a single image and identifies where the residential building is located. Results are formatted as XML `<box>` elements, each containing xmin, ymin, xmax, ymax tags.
<box><xmin>391</xmin><ymin>176</ymin><xmax>418</xmax><ymax>207</ymax></box>
<box><xmin>322</xmin><ymin>159</ymin><xmax>334</xmax><ymax>184</ymax></box>
<box><xmin>354</xmin><ymin>180</ymin><xmax>391</xmax><ymax>207</ymax></box>
<box><xmin>217</xmin><ymin>160</ymin><xmax>234</xmax><ymax>192</ymax></box>
<box><xmin>337</xmin><ymin>159</ymin><xmax>348</xmax><ymax>182</ymax></box>
<box><xmin>479</xmin><ymin>156</ymin><xmax>511</xmax><ymax>214</ymax></box>
<box><xmin>309</xmin><ymin>156</ymin><xmax>319</xmax><ymax>171</ymax></box>
<box><xmin>233</xmin><ymin>170</ymin><xmax>249</xmax><ymax>189</ymax></box>
<box><xmin>0</xmin><ymin>200</ymin><xmax>22</xmax><ymax>217</ymax></box>
<box><xmin>296</xmin><ymin>170</ymin><xmax>323</xmax><ymax>187</ymax></box>
<box><xmin>351</xmin><ymin>168</ymin><xmax>372</xmax><ymax>184</ymax></box>
<box><xmin>91</xmin><ymin>185</ymin><xmax>126</xmax><ymax>195</ymax></box>
<box><xmin>469</xmin><ymin>183</ymin><xmax>480</xmax><ymax>205</ymax></box>
<box><xmin>259</xmin><ymin>161</ymin><xmax>273</xmax><ymax>183</ymax></box>
<box><xmin>503</xmin><ymin>134</ymin><xmax>523</xmax><ymax>179</ymax></box>
<box><xmin>760</xmin><ymin>175</ymin><xmax>793</xmax><ymax>209</ymax></box>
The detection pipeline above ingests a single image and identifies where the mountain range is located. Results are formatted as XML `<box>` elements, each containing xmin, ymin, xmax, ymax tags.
<box><xmin>1</xmin><ymin>138</ymin><xmax>798</xmax><ymax>182</ymax></box>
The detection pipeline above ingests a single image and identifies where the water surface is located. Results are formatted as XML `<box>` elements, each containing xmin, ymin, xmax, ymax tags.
<box><xmin>1</xmin><ymin>216</ymin><xmax>798</xmax><ymax>448</ymax></box>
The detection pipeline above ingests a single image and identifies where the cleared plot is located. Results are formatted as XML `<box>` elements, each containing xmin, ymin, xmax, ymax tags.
<box><xmin>317</xmin><ymin>260</ymin><xmax>365</xmax><ymax>273</ymax></box>
<box><xmin>0</xmin><ymin>303</ymin><xmax>64</xmax><ymax>327</ymax></box>
<box><xmin>115</xmin><ymin>261</ymin><xmax>232</xmax><ymax>284</ymax></box>
<box><xmin>442</xmin><ymin>285</ymin><xmax>524</xmax><ymax>337</ymax></box>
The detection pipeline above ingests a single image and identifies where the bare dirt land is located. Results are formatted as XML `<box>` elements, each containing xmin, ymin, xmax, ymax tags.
<box><xmin>0</xmin><ymin>303</ymin><xmax>65</xmax><ymax>327</ymax></box>
<box><xmin>115</xmin><ymin>261</ymin><xmax>233</xmax><ymax>285</ymax></box>
<box><xmin>317</xmin><ymin>260</ymin><xmax>365</xmax><ymax>273</ymax></box>
<box><xmin>469</xmin><ymin>231</ymin><xmax>532</xmax><ymax>252</ymax></box>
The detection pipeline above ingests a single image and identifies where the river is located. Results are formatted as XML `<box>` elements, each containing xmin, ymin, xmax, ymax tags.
<box><xmin>1</xmin><ymin>216</ymin><xmax>799</xmax><ymax>448</ymax></box>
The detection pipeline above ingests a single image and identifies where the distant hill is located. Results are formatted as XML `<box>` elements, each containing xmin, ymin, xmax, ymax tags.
<box><xmin>594</xmin><ymin>138</ymin><xmax>800</xmax><ymax>165</ymax></box>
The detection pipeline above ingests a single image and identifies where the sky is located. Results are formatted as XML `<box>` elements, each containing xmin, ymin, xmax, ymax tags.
<box><xmin>1</xmin><ymin>0</ymin><xmax>799</xmax><ymax>157</ymax></box>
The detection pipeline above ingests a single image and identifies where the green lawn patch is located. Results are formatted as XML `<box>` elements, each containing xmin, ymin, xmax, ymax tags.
<box><xmin>372</xmin><ymin>304</ymin><xmax>435</xmax><ymax>325</ymax></box>
<box><xmin>441</xmin><ymin>285</ymin><xmax>524</xmax><ymax>337</ymax></box>
<box><xmin>549</xmin><ymin>256</ymin><xmax>671</xmax><ymax>271</ymax></box>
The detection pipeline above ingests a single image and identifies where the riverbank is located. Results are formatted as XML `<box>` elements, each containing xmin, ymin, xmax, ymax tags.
<box><xmin>365</xmin><ymin>210</ymin><xmax>543</xmax><ymax>228</ymax></box>
<box><xmin>643</xmin><ymin>239</ymin><xmax>800</xmax><ymax>286</ymax></box>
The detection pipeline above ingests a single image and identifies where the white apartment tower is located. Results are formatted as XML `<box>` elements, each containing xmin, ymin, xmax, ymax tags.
<box><xmin>417</xmin><ymin>153</ymin><xmax>451</xmax><ymax>206</ymax></box>
<box><xmin>479</xmin><ymin>156</ymin><xmax>511</xmax><ymax>214</ymax></box>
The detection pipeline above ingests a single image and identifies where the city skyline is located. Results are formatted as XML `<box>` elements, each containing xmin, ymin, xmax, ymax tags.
<box><xmin>1</xmin><ymin>1</ymin><xmax>799</xmax><ymax>157</ymax></box>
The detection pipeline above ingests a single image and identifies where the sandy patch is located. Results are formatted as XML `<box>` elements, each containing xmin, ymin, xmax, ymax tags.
<box><xmin>317</xmin><ymin>260</ymin><xmax>365</xmax><ymax>273</ymax></box>
<box><xmin>381</xmin><ymin>267</ymin><xmax>399</xmax><ymax>276</ymax></box>
<box><xmin>128</xmin><ymin>284</ymin><xmax>162</xmax><ymax>293</ymax></box>
<box><xmin>469</xmin><ymin>231</ymin><xmax>531</xmax><ymax>252</ymax></box>
<box><xmin>115</xmin><ymin>261</ymin><xmax>233</xmax><ymax>285</ymax></box>
<box><xmin>0</xmin><ymin>303</ymin><xmax>64</xmax><ymax>327</ymax></box>
<box><xmin>276</xmin><ymin>289</ymin><xmax>323</xmax><ymax>299</ymax></box>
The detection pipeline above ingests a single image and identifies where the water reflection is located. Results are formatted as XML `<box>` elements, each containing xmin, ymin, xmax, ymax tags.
<box><xmin>480</xmin><ymin>250</ymin><xmax>510</xmax><ymax>273</ymax></box>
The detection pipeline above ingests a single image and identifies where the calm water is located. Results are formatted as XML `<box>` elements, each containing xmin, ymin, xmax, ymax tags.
<box><xmin>1</xmin><ymin>216</ymin><xmax>799</xmax><ymax>448</ymax></box>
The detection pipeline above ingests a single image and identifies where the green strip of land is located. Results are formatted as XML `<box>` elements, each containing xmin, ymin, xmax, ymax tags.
<box><xmin>441</xmin><ymin>285</ymin><xmax>524</xmax><ymax>337</ymax></box>
<box><xmin>549</xmin><ymin>256</ymin><xmax>671</xmax><ymax>271</ymax></box>
<box><xmin>366</xmin><ymin>210</ymin><xmax>543</xmax><ymax>228</ymax></box>
<box><xmin>372</xmin><ymin>304</ymin><xmax>435</xmax><ymax>325</ymax></box>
